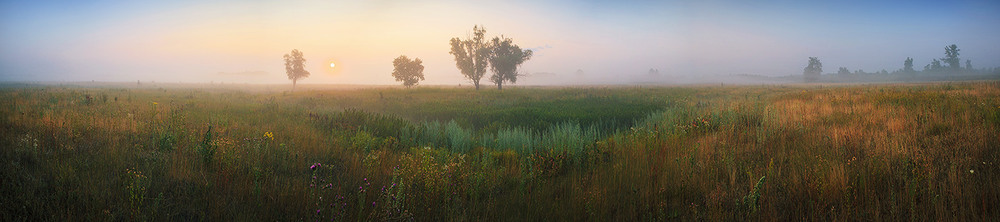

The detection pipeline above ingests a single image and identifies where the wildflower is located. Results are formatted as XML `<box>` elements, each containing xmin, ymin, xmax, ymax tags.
<box><xmin>152</xmin><ymin>102</ymin><xmax>158</xmax><ymax>105</ymax></box>
<box><xmin>970</xmin><ymin>169</ymin><xmax>975</xmax><ymax>174</ymax></box>
<box><xmin>310</xmin><ymin>163</ymin><xmax>321</xmax><ymax>170</ymax></box>
<box><xmin>264</xmin><ymin>131</ymin><xmax>273</xmax><ymax>140</ymax></box>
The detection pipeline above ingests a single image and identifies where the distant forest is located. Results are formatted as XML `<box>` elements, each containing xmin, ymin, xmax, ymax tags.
<box><xmin>804</xmin><ymin>44</ymin><xmax>1000</xmax><ymax>83</ymax></box>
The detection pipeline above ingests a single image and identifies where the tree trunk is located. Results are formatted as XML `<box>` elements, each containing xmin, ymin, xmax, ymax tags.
<box><xmin>497</xmin><ymin>81</ymin><xmax>503</xmax><ymax>90</ymax></box>
<box><xmin>292</xmin><ymin>79</ymin><xmax>297</xmax><ymax>91</ymax></box>
<box><xmin>473</xmin><ymin>80</ymin><xmax>480</xmax><ymax>90</ymax></box>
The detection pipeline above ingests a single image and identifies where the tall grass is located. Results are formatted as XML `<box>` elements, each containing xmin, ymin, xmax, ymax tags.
<box><xmin>2</xmin><ymin>83</ymin><xmax>999</xmax><ymax>220</ymax></box>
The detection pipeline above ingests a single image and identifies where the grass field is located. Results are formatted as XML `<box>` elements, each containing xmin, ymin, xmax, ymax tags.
<box><xmin>2</xmin><ymin>82</ymin><xmax>999</xmax><ymax>220</ymax></box>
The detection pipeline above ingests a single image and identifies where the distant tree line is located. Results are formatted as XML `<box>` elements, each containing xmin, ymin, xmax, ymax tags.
<box><xmin>805</xmin><ymin>44</ymin><xmax>998</xmax><ymax>82</ymax></box>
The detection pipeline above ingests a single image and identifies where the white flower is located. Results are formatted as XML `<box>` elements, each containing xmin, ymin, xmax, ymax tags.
<box><xmin>969</xmin><ymin>169</ymin><xmax>974</xmax><ymax>174</ymax></box>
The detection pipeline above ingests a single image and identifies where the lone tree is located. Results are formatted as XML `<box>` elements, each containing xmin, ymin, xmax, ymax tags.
<box><xmin>803</xmin><ymin>57</ymin><xmax>822</xmax><ymax>82</ymax></box>
<box><xmin>903</xmin><ymin>57</ymin><xmax>915</xmax><ymax>74</ymax></box>
<box><xmin>487</xmin><ymin>36</ymin><xmax>532</xmax><ymax>90</ymax></box>
<box><xmin>391</xmin><ymin>55</ymin><xmax>425</xmax><ymax>88</ymax></box>
<box><xmin>283</xmin><ymin>49</ymin><xmax>310</xmax><ymax>90</ymax></box>
<box><xmin>449</xmin><ymin>26</ymin><xmax>490</xmax><ymax>90</ymax></box>
<box><xmin>942</xmin><ymin>44</ymin><xmax>961</xmax><ymax>72</ymax></box>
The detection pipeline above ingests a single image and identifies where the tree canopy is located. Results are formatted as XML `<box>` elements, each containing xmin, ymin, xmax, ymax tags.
<box><xmin>903</xmin><ymin>57</ymin><xmax>915</xmax><ymax>74</ymax></box>
<box><xmin>449</xmin><ymin>26</ymin><xmax>490</xmax><ymax>90</ymax></box>
<box><xmin>487</xmin><ymin>36</ymin><xmax>532</xmax><ymax>90</ymax></box>
<box><xmin>803</xmin><ymin>57</ymin><xmax>822</xmax><ymax>82</ymax></box>
<box><xmin>942</xmin><ymin>44</ymin><xmax>961</xmax><ymax>71</ymax></box>
<box><xmin>391</xmin><ymin>55</ymin><xmax>425</xmax><ymax>88</ymax></box>
<box><xmin>283</xmin><ymin>49</ymin><xmax>310</xmax><ymax>90</ymax></box>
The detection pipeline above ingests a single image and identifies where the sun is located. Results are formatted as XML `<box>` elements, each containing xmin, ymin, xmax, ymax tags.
<box><xmin>329</xmin><ymin>62</ymin><xmax>336</xmax><ymax>68</ymax></box>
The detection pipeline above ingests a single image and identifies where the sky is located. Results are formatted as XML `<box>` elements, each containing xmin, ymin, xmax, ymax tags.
<box><xmin>2</xmin><ymin>0</ymin><xmax>999</xmax><ymax>85</ymax></box>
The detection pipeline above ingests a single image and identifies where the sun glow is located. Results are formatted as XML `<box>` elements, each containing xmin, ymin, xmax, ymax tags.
<box><xmin>329</xmin><ymin>62</ymin><xmax>336</xmax><ymax>68</ymax></box>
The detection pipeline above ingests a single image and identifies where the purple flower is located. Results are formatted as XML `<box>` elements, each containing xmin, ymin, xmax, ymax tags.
<box><xmin>310</xmin><ymin>163</ymin><xmax>321</xmax><ymax>170</ymax></box>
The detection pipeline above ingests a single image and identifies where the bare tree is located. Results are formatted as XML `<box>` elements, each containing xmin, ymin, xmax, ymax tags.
<box><xmin>283</xmin><ymin>49</ymin><xmax>310</xmax><ymax>90</ymax></box>
<box><xmin>449</xmin><ymin>26</ymin><xmax>490</xmax><ymax>90</ymax></box>
<box><xmin>392</xmin><ymin>55</ymin><xmax>425</xmax><ymax>88</ymax></box>
<box><xmin>487</xmin><ymin>36</ymin><xmax>532</xmax><ymax>90</ymax></box>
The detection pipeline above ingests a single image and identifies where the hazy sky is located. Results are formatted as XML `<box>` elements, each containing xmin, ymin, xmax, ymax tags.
<box><xmin>2</xmin><ymin>0</ymin><xmax>999</xmax><ymax>85</ymax></box>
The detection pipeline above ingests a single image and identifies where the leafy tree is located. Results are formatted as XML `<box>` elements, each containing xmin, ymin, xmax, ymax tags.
<box><xmin>966</xmin><ymin>59</ymin><xmax>972</xmax><ymax>71</ymax></box>
<box><xmin>391</xmin><ymin>55</ymin><xmax>425</xmax><ymax>88</ymax></box>
<box><xmin>449</xmin><ymin>26</ymin><xmax>490</xmax><ymax>90</ymax></box>
<box><xmin>803</xmin><ymin>57</ymin><xmax>822</xmax><ymax>82</ymax></box>
<box><xmin>283</xmin><ymin>49</ymin><xmax>310</xmax><ymax>90</ymax></box>
<box><xmin>903</xmin><ymin>57</ymin><xmax>915</xmax><ymax>74</ymax></box>
<box><xmin>487</xmin><ymin>36</ymin><xmax>533</xmax><ymax>90</ymax></box>
<box><xmin>942</xmin><ymin>44</ymin><xmax>961</xmax><ymax>71</ymax></box>
<box><xmin>837</xmin><ymin>67</ymin><xmax>851</xmax><ymax>75</ymax></box>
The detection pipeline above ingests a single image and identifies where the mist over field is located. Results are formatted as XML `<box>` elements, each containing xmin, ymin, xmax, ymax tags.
<box><xmin>3</xmin><ymin>1</ymin><xmax>1000</xmax><ymax>221</ymax></box>
<box><xmin>2</xmin><ymin>0</ymin><xmax>999</xmax><ymax>85</ymax></box>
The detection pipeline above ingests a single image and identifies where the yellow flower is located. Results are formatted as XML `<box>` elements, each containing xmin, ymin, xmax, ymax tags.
<box><xmin>264</xmin><ymin>131</ymin><xmax>273</xmax><ymax>140</ymax></box>
<box><xmin>152</xmin><ymin>102</ymin><xmax>158</xmax><ymax>105</ymax></box>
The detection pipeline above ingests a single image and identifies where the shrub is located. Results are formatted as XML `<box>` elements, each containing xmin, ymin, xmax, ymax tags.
<box><xmin>444</xmin><ymin>120</ymin><xmax>473</xmax><ymax>153</ymax></box>
<box><xmin>483</xmin><ymin>127</ymin><xmax>535</xmax><ymax>154</ymax></box>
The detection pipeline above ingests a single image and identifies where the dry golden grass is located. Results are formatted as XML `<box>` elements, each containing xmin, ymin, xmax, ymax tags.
<box><xmin>2</xmin><ymin>82</ymin><xmax>998</xmax><ymax>220</ymax></box>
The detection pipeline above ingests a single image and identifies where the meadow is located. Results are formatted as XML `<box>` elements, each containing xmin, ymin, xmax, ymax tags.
<box><xmin>2</xmin><ymin>82</ymin><xmax>999</xmax><ymax>221</ymax></box>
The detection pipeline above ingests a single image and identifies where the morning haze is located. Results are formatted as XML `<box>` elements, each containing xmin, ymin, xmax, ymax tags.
<box><xmin>5</xmin><ymin>1</ymin><xmax>1000</xmax><ymax>221</ymax></box>
<box><xmin>2</xmin><ymin>0</ymin><xmax>998</xmax><ymax>85</ymax></box>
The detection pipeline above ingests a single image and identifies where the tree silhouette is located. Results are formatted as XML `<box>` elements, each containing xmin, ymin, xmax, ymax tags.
<box><xmin>838</xmin><ymin>67</ymin><xmax>850</xmax><ymax>75</ymax></box>
<box><xmin>283</xmin><ymin>49</ymin><xmax>310</xmax><ymax>90</ymax></box>
<box><xmin>903</xmin><ymin>57</ymin><xmax>915</xmax><ymax>74</ymax></box>
<box><xmin>449</xmin><ymin>26</ymin><xmax>490</xmax><ymax>90</ymax></box>
<box><xmin>487</xmin><ymin>36</ymin><xmax>532</xmax><ymax>90</ymax></box>
<box><xmin>803</xmin><ymin>57</ymin><xmax>822</xmax><ymax>82</ymax></box>
<box><xmin>942</xmin><ymin>44</ymin><xmax>961</xmax><ymax>72</ymax></box>
<box><xmin>930</xmin><ymin>59</ymin><xmax>943</xmax><ymax>71</ymax></box>
<box><xmin>391</xmin><ymin>55</ymin><xmax>425</xmax><ymax>88</ymax></box>
<box><xmin>966</xmin><ymin>59</ymin><xmax>972</xmax><ymax>71</ymax></box>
